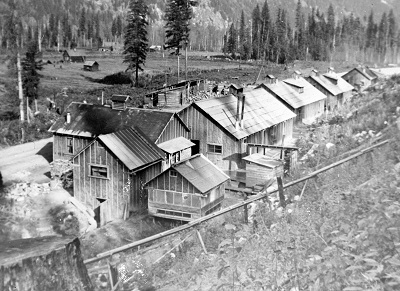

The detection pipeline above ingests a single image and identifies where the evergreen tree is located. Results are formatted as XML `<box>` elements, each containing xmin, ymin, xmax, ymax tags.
<box><xmin>251</xmin><ymin>4</ymin><xmax>261</xmax><ymax>59</ymax></box>
<box><xmin>227</xmin><ymin>22</ymin><xmax>237</xmax><ymax>57</ymax></box>
<box><xmin>78</xmin><ymin>7</ymin><xmax>86</xmax><ymax>44</ymax></box>
<box><xmin>239</xmin><ymin>11</ymin><xmax>248</xmax><ymax>60</ymax></box>
<box><xmin>22</xmin><ymin>41</ymin><xmax>43</xmax><ymax>111</ymax></box>
<box><xmin>123</xmin><ymin>0</ymin><xmax>149</xmax><ymax>87</ymax></box>
<box><xmin>260</xmin><ymin>0</ymin><xmax>270</xmax><ymax>60</ymax></box>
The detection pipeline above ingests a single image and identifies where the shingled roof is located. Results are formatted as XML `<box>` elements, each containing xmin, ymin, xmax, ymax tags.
<box><xmin>193</xmin><ymin>87</ymin><xmax>296</xmax><ymax>140</ymax></box>
<box><xmin>49</xmin><ymin>102</ymin><xmax>188</xmax><ymax>142</ymax></box>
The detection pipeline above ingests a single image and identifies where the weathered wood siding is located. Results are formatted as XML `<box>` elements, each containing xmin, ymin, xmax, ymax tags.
<box><xmin>73</xmin><ymin>140</ymin><xmax>129</xmax><ymax>222</ymax></box>
<box><xmin>53</xmin><ymin>134</ymin><xmax>91</xmax><ymax>161</ymax></box>
<box><xmin>302</xmin><ymin>100</ymin><xmax>325</xmax><ymax>124</ymax></box>
<box><xmin>342</xmin><ymin>70</ymin><xmax>371</xmax><ymax>91</ymax></box>
<box><xmin>147</xmin><ymin>169</ymin><xmax>225</xmax><ymax>220</ymax></box>
<box><xmin>245</xmin><ymin>162</ymin><xmax>284</xmax><ymax>181</ymax></box>
<box><xmin>155</xmin><ymin>116</ymin><xmax>189</xmax><ymax>144</ymax></box>
<box><xmin>246</xmin><ymin>118</ymin><xmax>294</xmax><ymax>146</ymax></box>
<box><xmin>180</xmin><ymin>105</ymin><xmax>243</xmax><ymax>171</ymax></box>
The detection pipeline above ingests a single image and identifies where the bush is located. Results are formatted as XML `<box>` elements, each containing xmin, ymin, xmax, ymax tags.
<box><xmin>48</xmin><ymin>205</ymin><xmax>80</xmax><ymax>236</ymax></box>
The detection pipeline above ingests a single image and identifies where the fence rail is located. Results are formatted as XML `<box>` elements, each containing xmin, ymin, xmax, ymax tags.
<box><xmin>84</xmin><ymin>139</ymin><xmax>390</xmax><ymax>265</ymax></box>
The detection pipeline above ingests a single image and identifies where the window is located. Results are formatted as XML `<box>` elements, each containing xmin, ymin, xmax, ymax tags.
<box><xmin>170</xmin><ymin>170</ymin><xmax>177</xmax><ymax>177</ymax></box>
<box><xmin>66</xmin><ymin>137</ymin><xmax>73</xmax><ymax>154</ymax></box>
<box><xmin>157</xmin><ymin>209</ymin><xmax>191</xmax><ymax>219</ymax></box>
<box><xmin>299</xmin><ymin>87</ymin><xmax>304</xmax><ymax>94</ymax></box>
<box><xmin>207</xmin><ymin>143</ymin><xmax>223</xmax><ymax>154</ymax></box>
<box><xmin>90</xmin><ymin>165</ymin><xmax>109</xmax><ymax>179</ymax></box>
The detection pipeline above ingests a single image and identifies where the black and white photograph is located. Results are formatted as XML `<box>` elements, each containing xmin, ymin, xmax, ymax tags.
<box><xmin>1</xmin><ymin>0</ymin><xmax>400</xmax><ymax>290</ymax></box>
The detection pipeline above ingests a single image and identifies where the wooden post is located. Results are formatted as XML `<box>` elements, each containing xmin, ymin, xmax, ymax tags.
<box><xmin>277</xmin><ymin>176</ymin><xmax>286</xmax><ymax>208</ymax></box>
<box><xmin>108</xmin><ymin>262</ymin><xmax>114</xmax><ymax>289</ymax></box>
<box><xmin>243</xmin><ymin>193</ymin><xmax>248</xmax><ymax>224</ymax></box>
<box><xmin>185</xmin><ymin>42</ymin><xmax>188</xmax><ymax>81</ymax></box>
<box><xmin>196</xmin><ymin>230</ymin><xmax>208</xmax><ymax>254</ymax></box>
<box><xmin>177</xmin><ymin>48</ymin><xmax>180</xmax><ymax>83</ymax></box>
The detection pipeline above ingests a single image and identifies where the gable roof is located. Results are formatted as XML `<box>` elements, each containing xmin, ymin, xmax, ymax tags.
<box><xmin>146</xmin><ymin>154</ymin><xmax>229</xmax><ymax>193</ymax></box>
<box><xmin>98</xmin><ymin>127</ymin><xmax>164</xmax><ymax>171</ymax></box>
<box><xmin>111</xmin><ymin>95</ymin><xmax>131</xmax><ymax>102</ymax></box>
<box><xmin>157</xmin><ymin>137</ymin><xmax>195</xmax><ymax>154</ymax></box>
<box><xmin>342</xmin><ymin>67</ymin><xmax>378</xmax><ymax>81</ymax></box>
<box><xmin>258</xmin><ymin>78</ymin><xmax>326</xmax><ymax>109</ymax></box>
<box><xmin>308</xmin><ymin>72</ymin><xmax>354</xmax><ymax>96</ymax></box>
<box><xmin>64</xmin><ymin>49</ymin><xmax>86</xmax><ymax>57</ymax></box>
<box><xmin>83</xmin><ymin>61</ymin><xmax>98</xmax><ymax>66</ymax></box>
<box><xmin>242</xmin><ymin>153</ymin><xmax>283</xmax><ymax>168</ymax></box>
<box><xmin>193</xmin><ymin>88</ymin><xmax>296</xmax><ymax>140</ymax></box>
<box><xmin>48</xmin><ymin>102</ymin><xmax>189</xmax><ymax>142</ymax></box>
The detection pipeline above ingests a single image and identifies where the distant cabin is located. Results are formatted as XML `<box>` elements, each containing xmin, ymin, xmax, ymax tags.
<box><xmin>341</xmin><ymin>67</ymin><xmax>378</xmax><ymax>91</ymax></box>
<box><xmin>110</xmin><ymin>95</ymin><xmax>132</xmax><ymax>110</ymax></box>
<box><xmin>146</xmin><ymin>154</ymin><xmax>229</xmax><ymax>221</ymax></box>
<box><xmin>63</xmin><ymin>49</ymin><xmax>86</xmax><ymax>63</ymax></box>
<box><xmin>83</xmin><ymin>61</ymin><xmax>99</xmax><ymax>72</ymax></box>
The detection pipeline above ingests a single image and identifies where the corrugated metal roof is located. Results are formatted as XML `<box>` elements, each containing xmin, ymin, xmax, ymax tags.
<box><xmin>173</xmin><ymin>154</ymin><xmax>229</xmax><ymax>193</ymax></box>
<box><xmin>98</xmin><ymin>127</ymin><xmax>164</xmax><ymax>171</ymax></box>
<box><xmin>243</xmin><ymin>153</ymin><xmax>283</xmax><ymax>168</ymax></box>
<box><xmin>259</xmin><ymin>77</ymin><xmax>326</xmax><ymax>109</ymax></box>
<box><xmin>49</xmin><ymin>102</ymin><xmax>187</xmax><ymax>142</ymax></box>
<box><xmin>157</xmin><ymin>137</ymin><xmax>195</xmax><ymax>154</ymax></box>
<box><xmin>194</xmin><ymin>87</ymin><xmax>296</xmax><ymax>140</ymax></box>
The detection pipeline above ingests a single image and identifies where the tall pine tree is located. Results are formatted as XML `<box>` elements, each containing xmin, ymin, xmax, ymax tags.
<box><xmin>123</xmin><ymin>0</ymin><xmax>149</xmax><ymax>87</ymax></box>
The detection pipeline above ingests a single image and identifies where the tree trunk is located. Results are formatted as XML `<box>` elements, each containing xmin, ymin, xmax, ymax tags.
<box><xmin>26</xmin><ymin>96</ymin><xmax>30</xmax><ymax>124</ymax></box>
<box><xmin>177</xmin><ymin>48</ymin><xmax>180</xmax><ymax>83</ymax></box>
<box><xmin>17</xmin><ymin>52</ymin><xmax>25</xmax><ymax>122</ymax></box>
<box><xmin>38</xmin><ymin>23</ymin><xmax>42</xmax><ymax>52</ymax></box>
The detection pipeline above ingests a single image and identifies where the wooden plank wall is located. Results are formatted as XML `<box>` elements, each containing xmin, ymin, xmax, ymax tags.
<box><xmin>73</xmin><ymin>140</ymin><xmax>130</xmax><ymax>221</ymax></box>
<box><xmin>179</xmin><ymin>106</ymin><xmax>242</xmax><ymax>171</ymax></box>
<box><xmin>155</xmin><ymin>116</ymin><xmax>189</xmax><ymax>144</ymax></box>
<box><xmin>246</xmin><ymin>118</ymin><xmax>294</xmax><ymax>146</ymax></box>
<box><xmin>53</xmin><ymin>134</ymin><xmax>91</xmax><ymax>161</ymax></box>
<box><xmin>303</xmin><ymin>100</ymin><xmax>325</xmax><ymax>123</ymax></box>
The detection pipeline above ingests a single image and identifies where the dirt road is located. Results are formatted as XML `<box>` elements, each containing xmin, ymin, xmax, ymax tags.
<box><xmin>0</xmin><ymin>137</ymin><xmax>53</xmax><ymax>185</ymax></box>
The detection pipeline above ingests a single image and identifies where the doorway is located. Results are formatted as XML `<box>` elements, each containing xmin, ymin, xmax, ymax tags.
<box><xmin>191</xmin><ymin>140</ymin><xmax>200</xmax><ymax>155</ymax></box>
<box><xmin>93</xmin><ymin>198</ymin><xmax>107</xmax><ymax>228</ymax></box>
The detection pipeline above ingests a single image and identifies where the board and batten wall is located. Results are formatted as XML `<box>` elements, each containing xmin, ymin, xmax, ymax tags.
<box><xmin>73</xmin><ymin>140</ymin><xmax>163</xmax><ymax>223</ymax></box>
<box><xmin>301</xmin><ymin>100</ymin><xmax>325</xmax><ymax>124</ymax></box>
<box><xmin>179</xmin><ymin>105</ymin><xmax>244</xmax><ymax>171</ymax></box>
<box><xmin>155</xmin><ymin>116</ymin><xmax>189</xmax><ymax>144</ymax></box>
<box><xmin>53</xmin><ymin>134</ymin><xmax>91</xmax><ymax>161</ymax></box>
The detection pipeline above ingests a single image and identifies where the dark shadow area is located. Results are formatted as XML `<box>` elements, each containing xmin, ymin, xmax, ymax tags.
<box><xmin>36</xmin><ymin>142</ymin><xmax>53</xmax><ymax>163</ymax></box>
<box><xmin>80</xmin><ymin>74</ymin><xmax>104</xmax><ymax>84</ymax></box>
<box><xmin>96</xmin><ymin>72</ymin><xmax>132</xmax><ymax>85</ymax></box>
<box><xmin>43</xmin><ymin>171</ymin><xmax>51</xmax><ymax>179</ymax></box>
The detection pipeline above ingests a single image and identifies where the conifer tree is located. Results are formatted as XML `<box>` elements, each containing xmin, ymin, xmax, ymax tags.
<box><xmin>22</xmin><ymin>41</ymin><xmax>42</xmax><ymax>112</ymax></box>
<box><xmin>260</xmin><ymin>0</ymin><xmax>270</xmax><ymax>60</ymax></box>
<box><xmin>227</xmin><ymin>22</ymin><xmax>237</xmax><ymax>57</ymax></box>
<box><xmin>251</xmin><ymin>4</ymin><xmax>261</xmax><ymax>59</ymax></box>
<box><xmin>123</xmin><ymin>0</ymin><xmax>149</xmax><ymax>87</ymax></box>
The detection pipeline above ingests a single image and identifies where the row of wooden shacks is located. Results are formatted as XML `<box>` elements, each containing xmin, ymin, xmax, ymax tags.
<box><xmin>48</xmin><ymin>66</ymin><xmax>379</xmax><ymax>226</ymax></box>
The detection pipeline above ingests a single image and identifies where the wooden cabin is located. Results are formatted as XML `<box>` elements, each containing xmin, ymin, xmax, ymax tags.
<box><xmin>62</xmin><ymin>49</ymin><xmax>86</xmax><ymax>63</ymax></box>
<box><xmin>307</xmin><ymin>68</ymin><xmax>354</xmax><ymax>112</ymax></box>
<box><xmin>72</xmin><ymin>127</ymin><xmax>165</xmax><ymax>225</ymax></box>
<box><xmin>145</xmin><ymin>79</ymin><xmax>207</xmax><ymax>108</ymax></box>
<box><xmin>157</xmin><ymin>136</ymin><xmax>194</xmax><ymax>170</ymax></box>
<box><xmin>258</xmin><ymin>71</ymin><xmax>326</xmax><ymax>124</ymax></box>
<box><xmin>179</xmin><ymin>86</ymin><xmax>296</xmax><ymax>172</ymax></box>
<box><xmin>83</xmin><ymin>61</ymin><xmax>99</xmax><ymax>71</ymax></box>
<box><xmin>146</xmin><ymin>154</ymin><xmax>229</xmax><ymax>221</ymax></box>
<box><xmin>341</xmin><ymin>67</ymin><xmax>378</xmax><ymax>91</ymax></box>
<box><xmin>48</xmin><ymin>102</ymin><xmax>190</xmax><ymax>161</ymax></box>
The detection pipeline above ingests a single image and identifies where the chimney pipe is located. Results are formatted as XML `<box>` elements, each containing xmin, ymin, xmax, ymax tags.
<box><xmin>66</xmin><ymin>112</ymin><xmax>71</xmax><ymax>124</ymax></box>
<box><xmin>240</xmin><ymin>94</ymin><xmax>245</xmax><ymax>128</ymax></box>
<box><xmin>236</xmin><ymin>93</ymin><xmax>241</xmax><ymax>130</ymax></box>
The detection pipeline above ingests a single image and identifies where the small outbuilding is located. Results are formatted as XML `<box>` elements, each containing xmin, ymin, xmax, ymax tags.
<box><xmin>146</xmin><ymin>154</ymin><xmax>229</xmax><ymax>221</ymax></box>
<box><xmin>157</xmin><ymin>136</ymin><xmax>195</xmax><ymax>170</ymax></box>
<box><xmin>83</xmin><ymin>61</ymin><xmax>99</xmax><ymax>72</ymax></box>
<box><xmin>243</xmin><ymin>153</ymin><xmax>284</xmax><ymax>185</ymax></box>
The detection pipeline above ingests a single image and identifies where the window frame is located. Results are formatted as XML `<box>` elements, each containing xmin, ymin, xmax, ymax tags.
<box><xmin>89</xmin><ymin>164</ymin><xmax>109</xmax><ymax>180</ymax></box>
<box><xmin>66</xmin><ymin>137</ymin><xmax>73</xmax><ymax>154</ymax></box>
<box><xmin>207</xmin><ymin>143</ymin><xmax>223</xmax><ymax>155</ymax></box>
<box><xmin>170</xmin><ymin>169</ymin><xmax>178</xmax><ymax>177</ymax></box>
